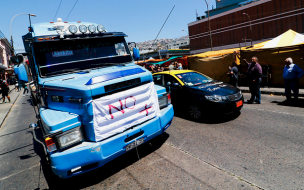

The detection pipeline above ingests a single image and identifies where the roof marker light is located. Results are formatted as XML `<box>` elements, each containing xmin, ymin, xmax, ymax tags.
<box><xmin>77</xmin><ymin>21</ymin><xmax>81</xmax><ymax>23</ymax></box>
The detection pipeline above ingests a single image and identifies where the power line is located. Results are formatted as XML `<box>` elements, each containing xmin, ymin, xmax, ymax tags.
<box><xmin>151</xmin><ymin>5</ymin><xmax>175</xmax><ymax>48</ymax></box>
<box><xmin>53</xmin><ymin>0</ymin><xmax>63</xmax><ymax>22</ymax></box>
<box><xmin>65</xmin><ymin>0</ymin><xmax>79</xmax><ymax>21</ymax></box>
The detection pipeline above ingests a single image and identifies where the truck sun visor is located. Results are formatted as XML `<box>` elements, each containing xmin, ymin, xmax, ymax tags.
<box><xmin>86</xmin><ymin>68</ymin><xmax>145</xmax><ymax>85</ymax></box>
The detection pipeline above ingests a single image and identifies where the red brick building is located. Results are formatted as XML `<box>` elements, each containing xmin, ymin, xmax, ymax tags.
<box><xmin>188</xmin><ymin>0</ymin><xmax>304</xmax><ymax>54</ymax></box>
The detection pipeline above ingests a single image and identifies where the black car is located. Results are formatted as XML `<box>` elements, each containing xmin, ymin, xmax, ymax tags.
<box><xmin>153</xmin><ymin>70</ymin><xmax>243</xmax><ymax>120</ymax></box>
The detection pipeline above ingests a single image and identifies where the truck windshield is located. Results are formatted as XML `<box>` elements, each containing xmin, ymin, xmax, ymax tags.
<box><xmin>34</xmin><ymin>37</ymin><xmax>132</xmax><ymax>77</ymax></box>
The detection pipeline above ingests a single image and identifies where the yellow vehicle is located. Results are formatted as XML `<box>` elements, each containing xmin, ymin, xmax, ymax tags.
<box><xmin>152</xmin><ymin>70</ymin><xmax>243</xmax><ymax>120</ymax></box>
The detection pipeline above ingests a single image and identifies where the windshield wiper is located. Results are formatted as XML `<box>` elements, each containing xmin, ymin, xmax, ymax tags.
<box><xmin>91</xmin><ymin>63</ymin><xmax>126</xmax><ymax>67</ymax></box>
<box><xmin>46</xmin><ymin>68</ymin><xmax>79</xmax><ymax>76</ymax></box>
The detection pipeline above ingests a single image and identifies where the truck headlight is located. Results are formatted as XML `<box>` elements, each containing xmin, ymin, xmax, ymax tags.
<box><xmin>205</xmin><ymin>95</ymin><xmax>229</xmax><ymax>102</ymax></box>
<box><xmin>158</xmin><ymin>93</ymin><xmax>170</xmax><ymax>109</ymax></box>
<box><xmin>56</xmin><ymin>127</ymin><xmax>84</xmax><ymax>149</ymax></box>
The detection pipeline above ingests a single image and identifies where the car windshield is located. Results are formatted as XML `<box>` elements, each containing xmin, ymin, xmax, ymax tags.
<box><xmin>34</xmin><ymin>36</ymin><xmax>132</xmax><ymax>77</ymax></box>
<box><xmin>175</xmin><ymin>72</ymin><xmax>213</xmax><ymax>86</ymax></box>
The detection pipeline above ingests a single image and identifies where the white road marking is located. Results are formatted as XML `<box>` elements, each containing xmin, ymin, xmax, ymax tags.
<box><xmin>0</xmin><ymin>163</ymin><xmax>40</xmax><ymax>181</ymax></box>
<box><xmin>245</xmin><ymin>106</ymin><xmax>304</xmax><ymax>117</ymax></box>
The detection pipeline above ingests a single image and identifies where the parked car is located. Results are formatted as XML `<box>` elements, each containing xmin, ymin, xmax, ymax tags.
<box><xmin>153</xmin><ymin>70</ymin><xmax>243</xmax><ymax>120</ymax></box>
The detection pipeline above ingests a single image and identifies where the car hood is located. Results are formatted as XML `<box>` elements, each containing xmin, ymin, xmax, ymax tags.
<box><xmin>188</xmin><ymin>81</ymin><xmax>239</xmax><ymax>96</ymax></box>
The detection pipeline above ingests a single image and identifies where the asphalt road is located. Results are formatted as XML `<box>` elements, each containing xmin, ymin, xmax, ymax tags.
<box><xmin>0</xmin><ymin>93</ymin><xmax>303</xmax><ymax>189</ymax></box>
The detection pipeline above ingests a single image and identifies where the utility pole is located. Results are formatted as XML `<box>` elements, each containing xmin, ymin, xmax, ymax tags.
<box><xmin>204</xmin><ymin>0</ymin><xmax>213</xmax><ymax>51</ymax></box>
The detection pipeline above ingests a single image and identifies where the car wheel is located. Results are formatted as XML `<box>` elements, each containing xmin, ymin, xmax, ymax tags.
<box><xmin>188</xmin><ymin>104</ymin><xmax>202</xmax><ymax>120</ymax></box>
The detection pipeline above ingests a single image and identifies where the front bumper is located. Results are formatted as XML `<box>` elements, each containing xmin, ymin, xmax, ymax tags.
<box><xmin>203</xmin><ymin>97</ymin><xmax>244</xmax><ymax>114</ymax></box>
<box><xmin>49</xmin><ymin>104</ymin><xmax>174</xmax><ymax>178</ymax></box>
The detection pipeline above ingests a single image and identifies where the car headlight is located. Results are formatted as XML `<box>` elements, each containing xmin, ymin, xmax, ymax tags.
<box><xmin>205</xmin><ymin>95</ymin><xmax>229</xmax><ymax>102</ymax></box>
<box><xmin>56</xmin><ymin>127</ymin><xmax>83</xmax><ymax>149</ymax></box>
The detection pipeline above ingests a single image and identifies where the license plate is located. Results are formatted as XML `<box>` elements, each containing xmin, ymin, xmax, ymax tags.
<box><xmin>236</xmin><ymin>100</ymin><xmax>243</xmax><ymax>107</ymax></box>
<box><xmin>126</xmin><ymin>138</ymin><xmax>144</xmax><ymax>151</ymax></box>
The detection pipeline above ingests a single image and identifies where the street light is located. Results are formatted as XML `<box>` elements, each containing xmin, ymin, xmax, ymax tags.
<box><xmin>10</xmin><ymin>13</ymin><xmax>36</xmax><ymax>51</ymax></box>
<box><xmin>243</xmin><ymin>13</ymin><xmax>252</xmax><ymax>46</ymax></box>
<box><xmin>204</xmin><ymin>0</ymin><xmax>213</xmax><ymax>51</ymax></box>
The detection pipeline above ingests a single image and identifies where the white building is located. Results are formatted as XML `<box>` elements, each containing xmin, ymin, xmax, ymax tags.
<box><xmin>167</xmin><ymin>39</ymin><xmax>190</xmax><ymax>50</ymax></box>
<box><xmin>0</xmin><ymin>31</ymin><xmax>14</xmax><ymax>80</ymax></box>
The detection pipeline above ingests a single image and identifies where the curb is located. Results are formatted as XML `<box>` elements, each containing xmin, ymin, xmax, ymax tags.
<box><xmin>0</xmin><ymin>92</ymin><xmax>20</xmax><ymax>128</ymax></box>
<box><xmin>240</xmin><ymin>88</ymin><xmax>304</xmax><ymax>97</ymax></box>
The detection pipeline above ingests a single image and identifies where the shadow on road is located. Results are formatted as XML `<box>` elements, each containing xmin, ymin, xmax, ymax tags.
<box><xmin>30</xmin><ymin>125</ymin><xmax>169</xmax><ymax>190</ymax></box>
<box><xmin>271</xmin><ymin>99</ymin><xmax>304</xmax><ymax>108</ymax></box>
<box><xmin>174</xmin><ymin>107</ymin><xmax>241</xmax><ymax>124</ymax></box>
<box><xmin>0</xmin><ymin>128</ymin><xmax>28</xmax><ymax>138</ymax></box>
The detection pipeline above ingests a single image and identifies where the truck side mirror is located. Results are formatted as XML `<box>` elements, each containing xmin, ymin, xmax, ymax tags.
<box><xmin>10</xmin><ymin>55</ymin><xmax>24</xmax><ymax>65</ymax></box>
<box><xmin>29</xmin><ymin>123</ymin><xmax>37</xmax><ymax>129</ymax></box>
<box><xmin>133</xmin><ymin>47</ymin><xmax>140</xmax><ymax>61</ymax></box>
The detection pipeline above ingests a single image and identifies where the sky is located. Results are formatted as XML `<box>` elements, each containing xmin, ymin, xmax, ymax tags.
<box><xmin>0</xmin><ymin>0</ymin><xmax>216</xmax><ymax>52</ymax></box>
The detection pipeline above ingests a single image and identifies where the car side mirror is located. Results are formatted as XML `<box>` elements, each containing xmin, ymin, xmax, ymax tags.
<box><xmin>171</xmin><ymin>83</ymin><xmax>180</xmax><ymax>87</ymax></box>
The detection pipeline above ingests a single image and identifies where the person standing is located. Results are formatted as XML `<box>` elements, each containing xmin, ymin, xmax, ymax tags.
<box><xmin>168</xmin><ymin>62</ymin><xmax>175</xmax><ymax>70</ymax></box>
<box><xmin>244</xmin><ymin>57</ymin><xmax>262</xmax><ymax>104</ymax></box>
<box><xmin>177</xmin><ymin>63</ymin><xmax>183</xmax><ymax>70</ymax></box>
<box><xmin>22</xmin><ymin>82</ymin><xmax>29</xmax><ymax>96</ymax></box>
<box><xmin>283</xmin><ymin>57</ymin><xmax>303</xmax><ymax>102</ymax></box>
<box><xmin>1</xmin><ymin>80</ymin><xmax>11</xmax><ymax>103</ymax></box>
<box><xmin>227</xmin><ymin>62</ymin><xmax>238</xmax><ymax>87</ymax></box>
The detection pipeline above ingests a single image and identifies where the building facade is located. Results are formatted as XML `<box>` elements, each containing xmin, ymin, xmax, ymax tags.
<box><xmin>188</xmin><ymin>0</ymin><xmax>304</xmax><ymax>54</ymax></box>
<box><xmin>0</xmin><ymin>31</ymin><xmax>14</xmax><ymax>80</ymax></box>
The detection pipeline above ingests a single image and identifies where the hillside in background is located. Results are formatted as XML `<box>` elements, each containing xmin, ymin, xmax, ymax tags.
<box><xmin>135</xmin><ymin>35</ymin><xmax>189</xmax><ymax>51</ymax></box>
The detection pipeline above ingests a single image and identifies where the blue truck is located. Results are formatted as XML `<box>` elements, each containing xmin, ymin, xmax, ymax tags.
<box><xmin>21</xmin><ymin>18</ymin><xmax>174</xmax><ymax>178</ymax></box>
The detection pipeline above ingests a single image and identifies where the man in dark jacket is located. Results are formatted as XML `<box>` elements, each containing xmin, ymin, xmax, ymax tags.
<box><xmin>1</xmin><ymin>80</ymin><xmax>11</xmax><ymax>103</ymax></box>
<box><xmin>227</xmin><ymin>62</ymin><xmax>238</xmax><ymax>87</ymax></box>
<box><xmin>244</xmin><ymin>57</ymin><xmax>262</xmax><ymax>104</ymax></box>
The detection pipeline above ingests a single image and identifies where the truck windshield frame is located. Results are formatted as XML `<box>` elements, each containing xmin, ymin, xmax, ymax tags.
<box><xmin>33</xmin><ymin>36</ymin><xmax>132</xmax><ymax>77</ymax></box>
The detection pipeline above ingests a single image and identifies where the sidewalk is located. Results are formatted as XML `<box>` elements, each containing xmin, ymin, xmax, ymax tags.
<box><xmin>0</xmin><ymin>88</ymin><xmax>21</xmax><ymax>128</ymax></box>
<box><xmin>239</xmin><ymin>86</ymin><xmax>304</xmax><ymax>97</ymax></box>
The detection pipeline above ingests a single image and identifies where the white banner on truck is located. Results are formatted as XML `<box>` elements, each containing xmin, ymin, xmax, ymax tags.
<box><xmin>92</xmin><ymin>82</ymin><xmax>160</xmax><ymax>141</ymax></box>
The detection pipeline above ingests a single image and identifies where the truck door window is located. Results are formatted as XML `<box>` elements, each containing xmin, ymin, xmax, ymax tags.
<box><xmin>34</xmin><ymin>37</ymin><xmax>132</xmax><ymax>77</ymax></box>
<box><xmin>153</xmin><ymin>75</ymin><xmax>163</xmax><ymax>85</ymax></box>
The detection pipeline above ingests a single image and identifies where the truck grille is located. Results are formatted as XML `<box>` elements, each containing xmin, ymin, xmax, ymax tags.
<box><xmin>105</xmin><ymin>78</ymin><xmax>141</xmax><ymax>92</ymax></box>
<box><xmin>92</xmin><ymin>78</ymin><xmax>148</xmax><ymax>100</ymax></box>
<box><xmin>227</xmin><ymin>91</ymin><xmax>242</xmax><ymax>101</ymax></box>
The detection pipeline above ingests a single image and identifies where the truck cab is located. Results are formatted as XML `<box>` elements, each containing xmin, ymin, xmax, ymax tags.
<box><xmin>24</xmin><ymin>18</ymin><xmax>174</xmax><ymax>178</ymax></box>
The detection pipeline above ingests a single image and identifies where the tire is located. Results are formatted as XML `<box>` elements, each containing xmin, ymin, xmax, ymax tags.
<box><xmin>188</xmin><ymin>104</ymin><xmax>203</xmax><ymax>120</ymax></box>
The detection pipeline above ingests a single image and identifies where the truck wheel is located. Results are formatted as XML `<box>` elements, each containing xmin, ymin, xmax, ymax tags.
<box><xmin>188</xmin><ymin>104</ymin><xmax>202</xmax><ymax>120</ymax></box>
